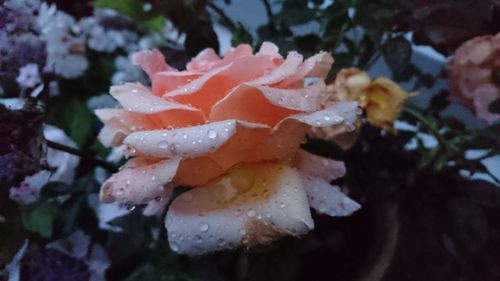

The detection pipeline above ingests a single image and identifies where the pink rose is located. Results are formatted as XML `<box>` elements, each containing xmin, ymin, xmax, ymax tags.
<box><xmin>96</xmin><ymin>42</ymin><xmax>360</xmax><ymax>254</ymax></box>
<box><xmin>447</xmin><ymin>33</ymin><xmax>500</xmax><ymax>124</ymax></box>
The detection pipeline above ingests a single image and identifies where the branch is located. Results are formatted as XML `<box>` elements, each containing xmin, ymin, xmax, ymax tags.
<box><xmin>46</xmin><ymin>140</ymin><xmax>117</xmax><ymax>173</ymax></box>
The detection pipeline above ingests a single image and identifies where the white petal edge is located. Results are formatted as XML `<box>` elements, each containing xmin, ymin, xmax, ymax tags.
<box><xmin>302</xmin><ymin>176</ymin><xmax>361</xmax><ymax>217</ymax></box>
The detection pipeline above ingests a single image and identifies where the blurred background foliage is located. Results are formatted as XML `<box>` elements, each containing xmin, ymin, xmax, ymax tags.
<box><xmin>1</xmin><ymin>0</ymin><xmax>500</xmax><ymax>281</ymax></box>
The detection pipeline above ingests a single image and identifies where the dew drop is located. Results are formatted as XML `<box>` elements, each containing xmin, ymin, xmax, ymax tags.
<box><xmin>323</xmin><ymin>115</ymin><xmax>331</xmax><ymax>121</ymax></box>
<box><xmin>154</xmin><ymin>196</ymin><xmax>162</xmax><ymax>202</ymax></box>
<box><xmin>279</xmin><ymin>203</ymin><xmax>286</xmax><ymax>209</ymax></box>
<box><xmin>182</xmin><ymin>134</ymin><xmax>188</xmax><ymax>139</ymax></box>
<box><xmin>265</xmin><ymin>213</ymin><xmax>272</xmax><ymax>218</ymax></box>
<box><xmin>207</xmin><ymin>129</ymin><xmax>217</xmax><ymax>139</ymax></box>
<box><xmin>239</xmin><ymin>228</ymin><xmax>247</xmax><ymax>235</ymax></box>
<box><xmin>124</xmin><ymin>202</ymin><xmax>135</xmax><ymax>211</ymax></box>
<box><xmin>151</xmin><ymin>175</ymin><xmax>156</xmax><ymax>181</ymax></box>
<box><xmin>158</xmin><ymin>141</ymin><xmax>168</xmax><ymax>149</ymax></box>
<box><xmin>247</xmin><ymin>209</ymin><xmax>256</xmax><ymax>217</ymax></box>
<box><xmin>199</xmin><ymin>223</ymin><xmax>209</xmax><ymax>232</ymax></box>
<box><xmin>318</xmin><ymin>202</ymin><xmax>327</xmax><ymax>213</ymax></box>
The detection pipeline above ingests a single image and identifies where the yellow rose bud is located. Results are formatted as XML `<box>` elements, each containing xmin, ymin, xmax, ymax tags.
<box><xmin>362</xmin><ymin>77</ymin><xmax>415</xmax><ymax>131</ymax></box>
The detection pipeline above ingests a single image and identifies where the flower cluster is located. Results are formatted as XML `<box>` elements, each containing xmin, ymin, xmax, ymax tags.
<box><xmin>96</xmin><ymin>42</ymin><xmax>361</xmax><ymax>255</ymax></box>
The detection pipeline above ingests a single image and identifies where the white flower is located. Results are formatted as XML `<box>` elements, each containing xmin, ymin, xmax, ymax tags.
<box><xmin>36</xmin><ymin>3</ymin><xmax>88</xmax><ymax>78</ymax></box>
<box><xmin>16</xmin><ymin>63</ymin><xmax>41</xmax><ymax>88</ymax></box>
<box><xmin>9</xmin><ymin>125</ymin><xmax>80</xmax><ymax>205</ymax></box>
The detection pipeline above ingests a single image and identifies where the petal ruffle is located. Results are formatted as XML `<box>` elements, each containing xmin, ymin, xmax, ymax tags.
<box><xmin>100</xmin><ymin>157</ymin><xmax>180</xmax><ymax>205</ymax></box>
<box><xmin>152</xmin><ymin>71</ymin><xmax>203</xmax><ymax>96</ymax></box>
<box><xmin>164</xmin><ymin>56</ymin><xmax>278</xmax><ymax>113</ymax></box>
<box><xmin>294</xmin><ymin>150</ymin><xmax>346</xmax><ymax>182</ymax></box>
<box><xmin>110</xmin><ymin>83</ymin><xmax>202</xmax><ymax>114</ymax></box>
<box><xmin>165</xmin><ymin>163</ymin><xmax>313</xmax><ymax>255</ymax></box>
<box><xmin>132</xmin><ymin>49</ymin><xmax>175</xmax><ymax>80</ymax></box>
<box><xmin>302</xmin><ymin>177</ymin><xmax>360</xmax><ymax>217</ymax></box>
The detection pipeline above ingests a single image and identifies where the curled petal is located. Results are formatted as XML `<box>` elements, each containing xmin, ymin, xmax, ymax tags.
<box><xmin>132</xmin><ymin>49</ymin><xmax>175</xmax><ymax>80</ymax></box>
<box><xmin>249</xmin><ymin>51</ymin><xmax>303</xmax><ymax>85</ymax></box>
<box><xmin>110</xmin><ymin>83</ymin><xmax>202</xmax><ymax>114</ymax></box>
<box><xmin>294</xmin><ymin>150</ymin><xmax>345</xmax><ymax>182</ymax></box>
<box><xmin>123</xmin><ymin>120</ymin><xmax>269</xmax><ymax>159</ymax></box>
<box><xmin>256</xmin><ymin>42</ymin><xmax>280</xmax><ymax>56</ymax></box>
<box><xmin>164</xmin><ymin>56</ymin><xmax>278</xmax><ymax>113</ymax></box>
<box><xmin>100</xmin><ymin>158</ymin><xmax>180</xmax><ymax>205</ymax></box>
<box><xmin>278</xmin><ymin>52</ymin><xmax>334</xmax><ymax>86</ymax></box>
<box><xmin>165</xmin><ymin>163</ymin><xmax>313</xmax><ymax>255</ymax></box>
<box><xmin>143</xmin><ymin>184</ymin><xmax>174</xmax><ymax>216</ymax></box>
<box><xmin>186</xmin><ymin>48</ymin><xmax>221</xmax><ymax>72</ymax></box>
<box><xmin>302</xmin><ymin>177</ymin><xmax>360</xmax><ymax>217</ymax></box>
<box><xmin>152</xmin><ymin>71</ymin><xmax>203</xmax><ymax>96</ymax></box>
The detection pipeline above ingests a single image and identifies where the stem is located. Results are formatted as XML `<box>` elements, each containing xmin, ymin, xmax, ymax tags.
<box><xmin>260</xmin><ymin>0</ymin><xmax>276</xmax><ymax>33</ymax></box>
<box><xmin>403</xmin><ymin>107</ymin><xmax>448</xmax><ymax>149</ymax></box>
<box><xmin>46</xmin><ymin>140</ymin><xmax>117</xmax><ymax>173</ymax></box>
<box><xmin>206</xmin><ymin>2</ymin><xmax>237</xmax><ymax>31</ymax></box>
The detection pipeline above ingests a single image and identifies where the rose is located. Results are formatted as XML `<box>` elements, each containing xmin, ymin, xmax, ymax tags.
<box><xmin>327</xmin><ymin>68</ymin><xmax>413</xmax><ymax>131</ymax></box>
<box><xmin>447</xmin><ymin>33</ymin><xmax>500</xmax><ymax>124</ymax></box>
<box><xmin>96</xmin><ymin>42</ymin><xmax>360</xmax><ymax>255</ymax></box>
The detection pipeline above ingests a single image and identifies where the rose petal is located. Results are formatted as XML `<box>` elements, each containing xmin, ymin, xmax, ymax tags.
<box><xmin>256</xmin><ymin>42</ymin><xmax>280</xmax><ymax>56</ymax></box>
<box><xmin>302</xmin><ymin>177</ymin><xmax>360</xmax><ymax>217</ymax></box>
<box><xmin>174</xmin><ymin>157</ymin><xmax>225</xmax><ymax>186</ymax></box>
<box><xmin>210</xmin><ymin>81</ymin><xmax>327</xmax><ymax>125</ymax></box>
<box><xmin>132</xmin><ymin>49</ymin><xmax>175</xmax><ymax>80</ymax></box>
<box><xmin>110</xmin><ymin>83</ymin><xmax>202</xmax><ymax>114</ymax></box>
<box><xmin>165</xmin><ymin>163</ymin><xmax>313</xmax><ymax>255</ymax></box>
<box><xmin>123</xmin><ymin>120</ymin><xmax>269</xmax><ymax>159</ymax></box>
<box><xmin>143</xmin><ymin>184</ymin><xmax>174</xmax><ymax>216</ymax></box>
<box><xmin>278</xmin><ymin>52</ymin><xmax>334</xmax><ymax>87</ymax></box>
<box><xmin>208</xmin><ymin>84</ymin><xmax>299</xmax><ymax>126</ymax></box>
<box><xmin>251</xmin><ymin>101</ymin><xmax>358</xmax><ymax>162</ymax></box>
<box><xmin>100</xmin><ymin>157</ymin><xmax>180</xmax><ymax>205</ymax></box>
<box><xmin>97</xmin><ymin>126</ymin><xmax>128</xmax><ymax>147</ymax></box>
<box><xmin>472</xmin><ymin>84</ymin><xmax>500</xmax><ymax>124</ymax></box>
<box><xmin>294</xmin><ymin>150</ymin><xmax>346</xmax><ymax>182</ymax></box>
<box><xmin>164</xmin><ymin>56</ymin><xmax>278</xmax><ymax>113</ymax></box>
<box><xmin>152</xmin><ymin>71</ymin><xmax>203</xmax><ymax>96</ymax></box>
<box><xmin>186</xmin><ymin>48</ymin><xmax>221</xmax><ymax>72</ymax></box>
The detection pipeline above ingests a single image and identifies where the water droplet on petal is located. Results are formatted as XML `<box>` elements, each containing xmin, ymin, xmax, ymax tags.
<box><xmin>151</xmin><ymin>175</ymin><xmax>156</xmax><ymax>181</ymax></box>
<box><xmin>239</xmin><ymin>228</ymin><xmax>247</xmax><ymax>235</ymax></box>
<box><xmin>207</xmin><ymin>129</ymin><xmax>217</xmax><ymax>139</ymax></box>
<box><xmin>158</xmin><ymin>141</ymin><xmax>169</xmax><ymax>149</ymax></box>
<box><xmin>247</xmin><ymin>209</ymin><xmax>256</xmax><ymax>217</ymax></box>
<box><xmin>318</xmin><ymin>202</ymin><xmax>327</xmax><ymax>213</ymax></box>
<box><xmin>199</xmin><ymin>223</ymin><xmax>209</xmax><ymax>232</ymax></box>
<box><xmin>323</xmin><ymin>115</ymin><xmax>331</xmax><ymax>121</ymax></box>
<box><xmin>279</xmin><ymin>203</ymin><xmax>286</xmax><ymax>208</ymax></box>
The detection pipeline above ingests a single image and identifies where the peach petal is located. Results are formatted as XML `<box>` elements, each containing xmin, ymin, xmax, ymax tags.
<box><xmin>208</xmin><ymin>85</ymin><xmax>298</xmax><ymax>126</ymax></box>
<box><xmin>110</xmin><ymin>83</ymin><xmax>202</xmax><ymax>114</ymax></box>
<box><xmin>152</xmin><ymin>71</ymin><xmax>203</xmax><ymax>96</ymax></box>
<box><xmin>164</xmin><ymin>56</ymin><xmax>277</xmax><ymax>113</ymax></box>
<box><xmin>248</xmin><ymin>51</ymin><xmax>303</xmax><ymax>85</ymax></box>
<box><xmin>302</xmin><ymin>177</ymin><xmax>360</xmax><ymax>217</ymax></box>
<box><xmin>165</xmin><ymin>163</ymin><xmax>313</xmax><ymax>255</ymax></box>
<box><xmin>132</xmin><ymin>49</ymin><xmax>175</xmax><ymax>80</ymax></box>
<box><xmin>211</xmin><ymin>81</ymin><xmax>327</xmax><ymax>119</ymax></box>
<box><xmin>123</xmin><ymin>120</ymin><xmax>269</xmax><ymax>159</ymax></box>
<box><xmin>100</xmin><ymin>158</ymin><xmax>180</xmax><ymax>205</ymax></box>
<box><xmin>256</xmin><ymin>42</ymin><xmax>280</xmax><ymax>56</ymax></box>
<box><xmin>186</xmin><ymin>48</ymin><xmax>221</xmax><ymax>72</ymax></box>
<box><xmin>278</xmin><ymin>52</ymin><xmax>334</xmax><ymax>87</ymax></box>
<box><xmin>252</xmin><ymin>102</ymin><xmax>358</xmax><ymax>162</ymax></box>
<box><xmin>294</xmin><ymin>150</ymin><xmax>346</xmax><ymax>182</ymax></box>
<box><xmin>174</xmin><ymin>157</ymin><xmax>225</xmax><ymax>186</ymax></box>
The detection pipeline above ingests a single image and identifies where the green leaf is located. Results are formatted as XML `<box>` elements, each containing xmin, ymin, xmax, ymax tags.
<box><xmin>21</xmin><ymin>201</ymin><xmax>58</xmax><ymax>238</ymax></box>
<box><xmin>46</xmin><ymin>96</ymin><xmax>94</xmax><ymax>147</ymax></box>
<box><xmin>144</xmin><ymin>16</ymin><xmax>166</xmax><ymax>32</ymax></box>
<box><xmin>94</xmin><ymin>0</ymin><xmax>144</xmax><ymax>19</ymax></box>
<box><xmin>383</xmin><ymin>36</ymin><xmax>412</xmax><ymax>80</ymax></box>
